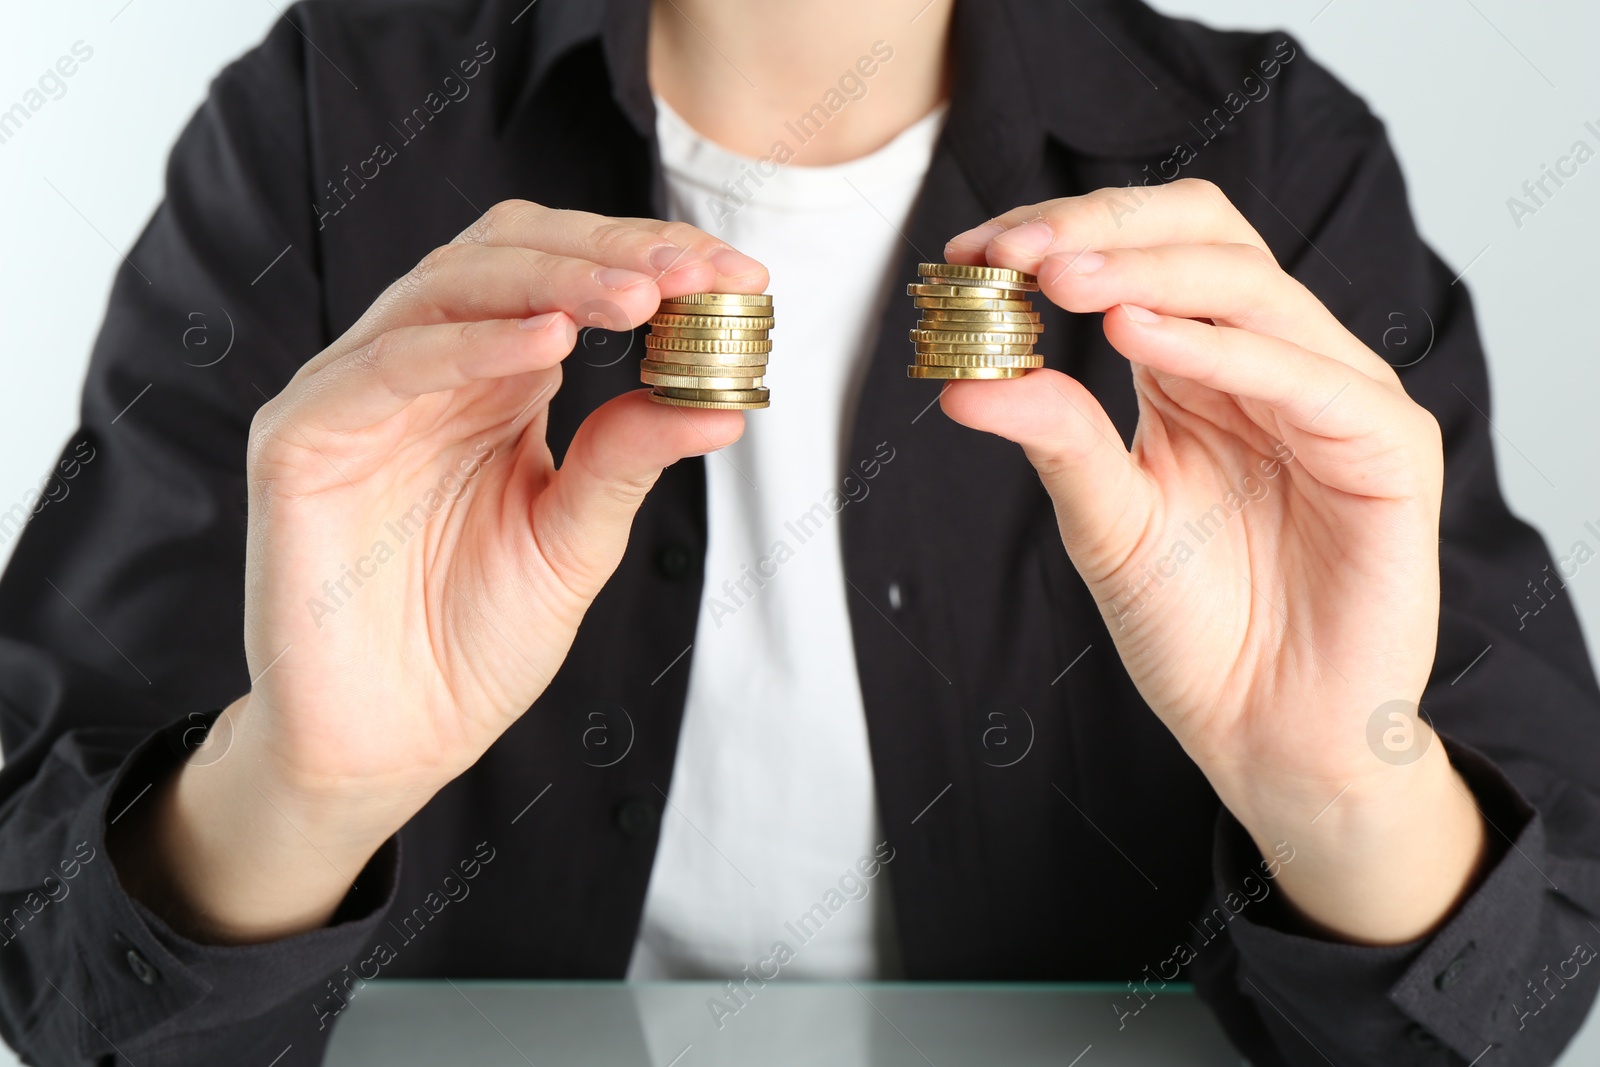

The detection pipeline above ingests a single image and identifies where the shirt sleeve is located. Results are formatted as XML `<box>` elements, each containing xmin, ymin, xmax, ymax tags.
<box><xmin>1</xmin><ymin>713</ymin><xmax>400</xmax><ymax>1065</ymax></box>
<box><xmin>0</xmin><ymin>10</ymin><xmax>399</xmax><ymax>1064</ymax></box>
<box><xmin>1185</xmin><ymin>43</ymin><xmax>1600</xmax><ymax>1067</ymax></box>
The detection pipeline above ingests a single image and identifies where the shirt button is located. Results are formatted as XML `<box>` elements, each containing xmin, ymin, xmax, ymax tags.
<box><xmin>656</xmin><ymin>544</ymin><xmax>693</xmax><ymax>580</ymax></box>
<box><xmin>1406</xmin><ymin>1023</ymin><xmax>1442</xmax><ymax>1049</ymax></box>
<box><xmin>1435</xmin><ymin>941</ymin><xmax>1475</xmax><ymax>990</ymax></box>
<box><xmin>886</xmin><ymin>581</ymin><xmax>904</xmax><ymax>611</ymax></box>
<box><xmin>125</xmin><ymin>948</ymin><xmax>159</xmax><ymax>985</ymax></box>
<box><xmin>614</xmin><ymin>797</ymin><xmax>659</xmax><ymax>838</ymax></box>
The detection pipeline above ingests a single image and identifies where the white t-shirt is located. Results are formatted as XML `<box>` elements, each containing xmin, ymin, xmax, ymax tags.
<box><xmin>625</xmin><ymin>95</ymin><xmax>945</xmax><ymax>981</ymax></box>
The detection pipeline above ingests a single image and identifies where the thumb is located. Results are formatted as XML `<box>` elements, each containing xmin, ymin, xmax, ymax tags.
<box><xmin>939</xmin><ymin>370</ymin><xmax>1155</xmax><ymax>582</ymax></box>
<box><xmin>535</xmin><ymin>390</ymin><xmax>743</xmax><ymax>598</ymax></box>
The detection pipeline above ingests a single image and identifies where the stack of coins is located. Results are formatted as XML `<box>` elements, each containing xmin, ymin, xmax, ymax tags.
<box><xmin>643</xmin><ymin>293</ymin><xmax>774</xmax><ymax>409</ymax></box>
<box><xmin>906</xmin><ymin>263</ymin><xmax>1042</xmax><ymax>379</ymax></box>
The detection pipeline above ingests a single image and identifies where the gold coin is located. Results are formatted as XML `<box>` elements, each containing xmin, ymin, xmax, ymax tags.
<box><xmin>651</xmin><ymin>313</ymin><xmax>776</xmax><ymax>330</ymax></box>
<box><xmin>653</xmin><ymin>386</ymin><xmax>771</xmax><ymax>403</ymax></box>
<box><xmin>659</xmin><ymin>292</ymin><xmax>772</xmax><ymax>307</ymax></box>
<box><xmin>913</xmin><ymin>352</ymin><xmax>1044</xmax><ymax>368</ymax></box>
<box><xmin>641</xmin><ymin>370</ymin><xmax>765</xmax><ymax>390</ymax></box>
<box><xmin>914</xmin><ymin>341</ymin><xmax>1036</xmax><ymax>356</ymax></box>
<box><xmin>918</xmin><ymin>309</ymin><xmax>1041</xmax><ymax>324</ymax></box>
<box><xmin>906</xmin><ymin>365</ymin><xmax>1028</xmax><ymax>380</ymax></box>
<box><xmin>907</xmin><ymin>283</ymin><xmax>1030</xmax><ymax>300</ymax></box>
<box><xmin>648</xmin><ymin>326</ymin><xmax>772</xmax><ymax>341</ymax></box>
<box><xmin>639</xmin><ymin>358</ymin><xmax>766</xmax><ymax>377</ymax></box>
<box><xmin>646</xmin><ymin>336</ymin><xmax>773</xmax><ymax>354</ymax></box>
<box><xmin>649</xmin><ymin>392</ymin><xmax>770</xmax><ymax>410</ymax></box>
<box><xmin>910</xmin><ymin>329</ymin><xmax>1042</xmax><ymax>344</ymax></box>
<box><xmin>656</xmin><ymin>304</ymin><xmax>774</xmax><ymax>319</ymax></box>
<box><xmin>917</xmin><ymin>262</ymin><xmax>1039</xmax><ymax>289</ymax></box>
<box><xmin>916</xmin><ymin>324</ymin><xmax>1041</xmax><ymax>338</ymax></box>
<box><xmin>913</xmin><ymin>297</ymin><xmax>1035</xmax><ymax>311</ymax></box>
<box><xmin>638</xmin><ymin>348</ymin><xmax>768</xmax><ymax>368</ymax></box>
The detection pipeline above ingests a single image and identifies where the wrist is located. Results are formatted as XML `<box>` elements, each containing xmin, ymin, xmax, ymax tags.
<box><xmin>111</xmin><ymin>696</ymin><xmax>405</xmax><ymax>945</ymax></box>
<box><xmin>1229</xmin><ymin>747</ymin><xmax>1488</xmax><ymax>945</ymax></box>
<box><xmin>233</xmin><ymin>688</ymin><xmax>461</xmax><ymax>825</ymax></box>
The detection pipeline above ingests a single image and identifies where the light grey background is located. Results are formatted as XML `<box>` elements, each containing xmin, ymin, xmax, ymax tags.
<box><xmin>1</xmin><ymin>1</ymin><xmax>1597</xmax><ymax>1064</ymax></box>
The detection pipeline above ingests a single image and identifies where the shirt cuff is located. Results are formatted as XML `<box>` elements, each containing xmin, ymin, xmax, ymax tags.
<box><xmin>1202</xmin><ymin>735</ymin><xmax>1600</xmax><ymax>1065</ymax></box>
<box><xmin>63</xmin><ymin>710</ymin><xmax>400</xmax><ymax>1057</ymax></box>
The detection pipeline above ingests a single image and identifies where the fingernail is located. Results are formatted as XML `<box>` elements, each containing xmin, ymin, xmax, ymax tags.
<box><xmin>946</xmin><ymin>222</ymin><xmax>1005</xmax><ymax>251</ymax></box>
<box><xmin>711</xmin><ymin>247</ymin><xmax>763</xmax><ymax>276</ymax></box>
<box><xmin>597</xmin><ymin>267</ymin><xmax>654</xmax><ymax>290</ymax></box>
<box><xmin>1061</xmin><ymin>250</ymin><xmax>1105</xmax><ymax>274</ymax></box>
<box><xmin>1122</xmin><ymin>303</ymin><xmax>1161</xmax><ymax>323</ymax></box>
<box><xmin>648</xmin><ymin>245</ymin><xmax>698</xmax><ymax>273</ymax></box>
<box><xmin>992</xmin><ymin>220</ymin><xmax>1055</xmax><ymax>256</ymax></box>
<box><xmin>518</xmin><ymin>311</ymin><xmax>568</xmax><ymax>332</ymax></box>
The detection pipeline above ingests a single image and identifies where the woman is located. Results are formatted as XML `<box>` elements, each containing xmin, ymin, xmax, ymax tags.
<box><xmin>1</xmin><ymin>0</ymin><xmax>1595</xmax><ymax>1063</ymax></box>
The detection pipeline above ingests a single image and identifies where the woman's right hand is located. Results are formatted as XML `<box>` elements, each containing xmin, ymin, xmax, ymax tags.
<box><xmin>109</xmin><ymin>203</ymin><xmax>767</xmax><ymax>942</ymax></box>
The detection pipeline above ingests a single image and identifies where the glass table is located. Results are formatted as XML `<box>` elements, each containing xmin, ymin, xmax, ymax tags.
<box><xmin>324</xmin><ymin>979</ymin><xmax>1600</xmax><ymax>1066</ymax></box>
<box><xmin>324</xmin><ymin>981</ymin><xmax>1241</xmax><ymax>1066</ymax></box>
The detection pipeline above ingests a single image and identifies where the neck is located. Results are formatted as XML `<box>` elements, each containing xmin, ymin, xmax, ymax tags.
<box><xmin>647</xmin><ymin>0</ymin><xmax>954</xmax><ymax>165</ymax></box>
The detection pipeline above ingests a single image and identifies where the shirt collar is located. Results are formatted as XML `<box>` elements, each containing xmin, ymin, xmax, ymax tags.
<box><xmin>493</xmin><ymin>0</ymin><xmax>650</xmax><ymax>138</ymax></box>
<box><xmin>495</xmin><ymin>0</ymin><xmax>1205</xmax><ymax>201</ymax></box>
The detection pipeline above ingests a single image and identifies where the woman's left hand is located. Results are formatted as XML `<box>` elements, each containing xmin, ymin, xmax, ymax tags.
<box><xmin>941</xmin><ymin>178</ymin><xmax>1485</xmax><ymax>945</ymax></box>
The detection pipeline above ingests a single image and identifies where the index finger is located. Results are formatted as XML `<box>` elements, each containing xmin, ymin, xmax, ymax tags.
<box><xmin>455</xmin><ymin>201</ymin><xmax>769</xmax><ymax>297</ymax></box>
<box><xmin>944</xmin><ymin>178</ymin><xmax>1272</xmax><ymax>275</ymax></box>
